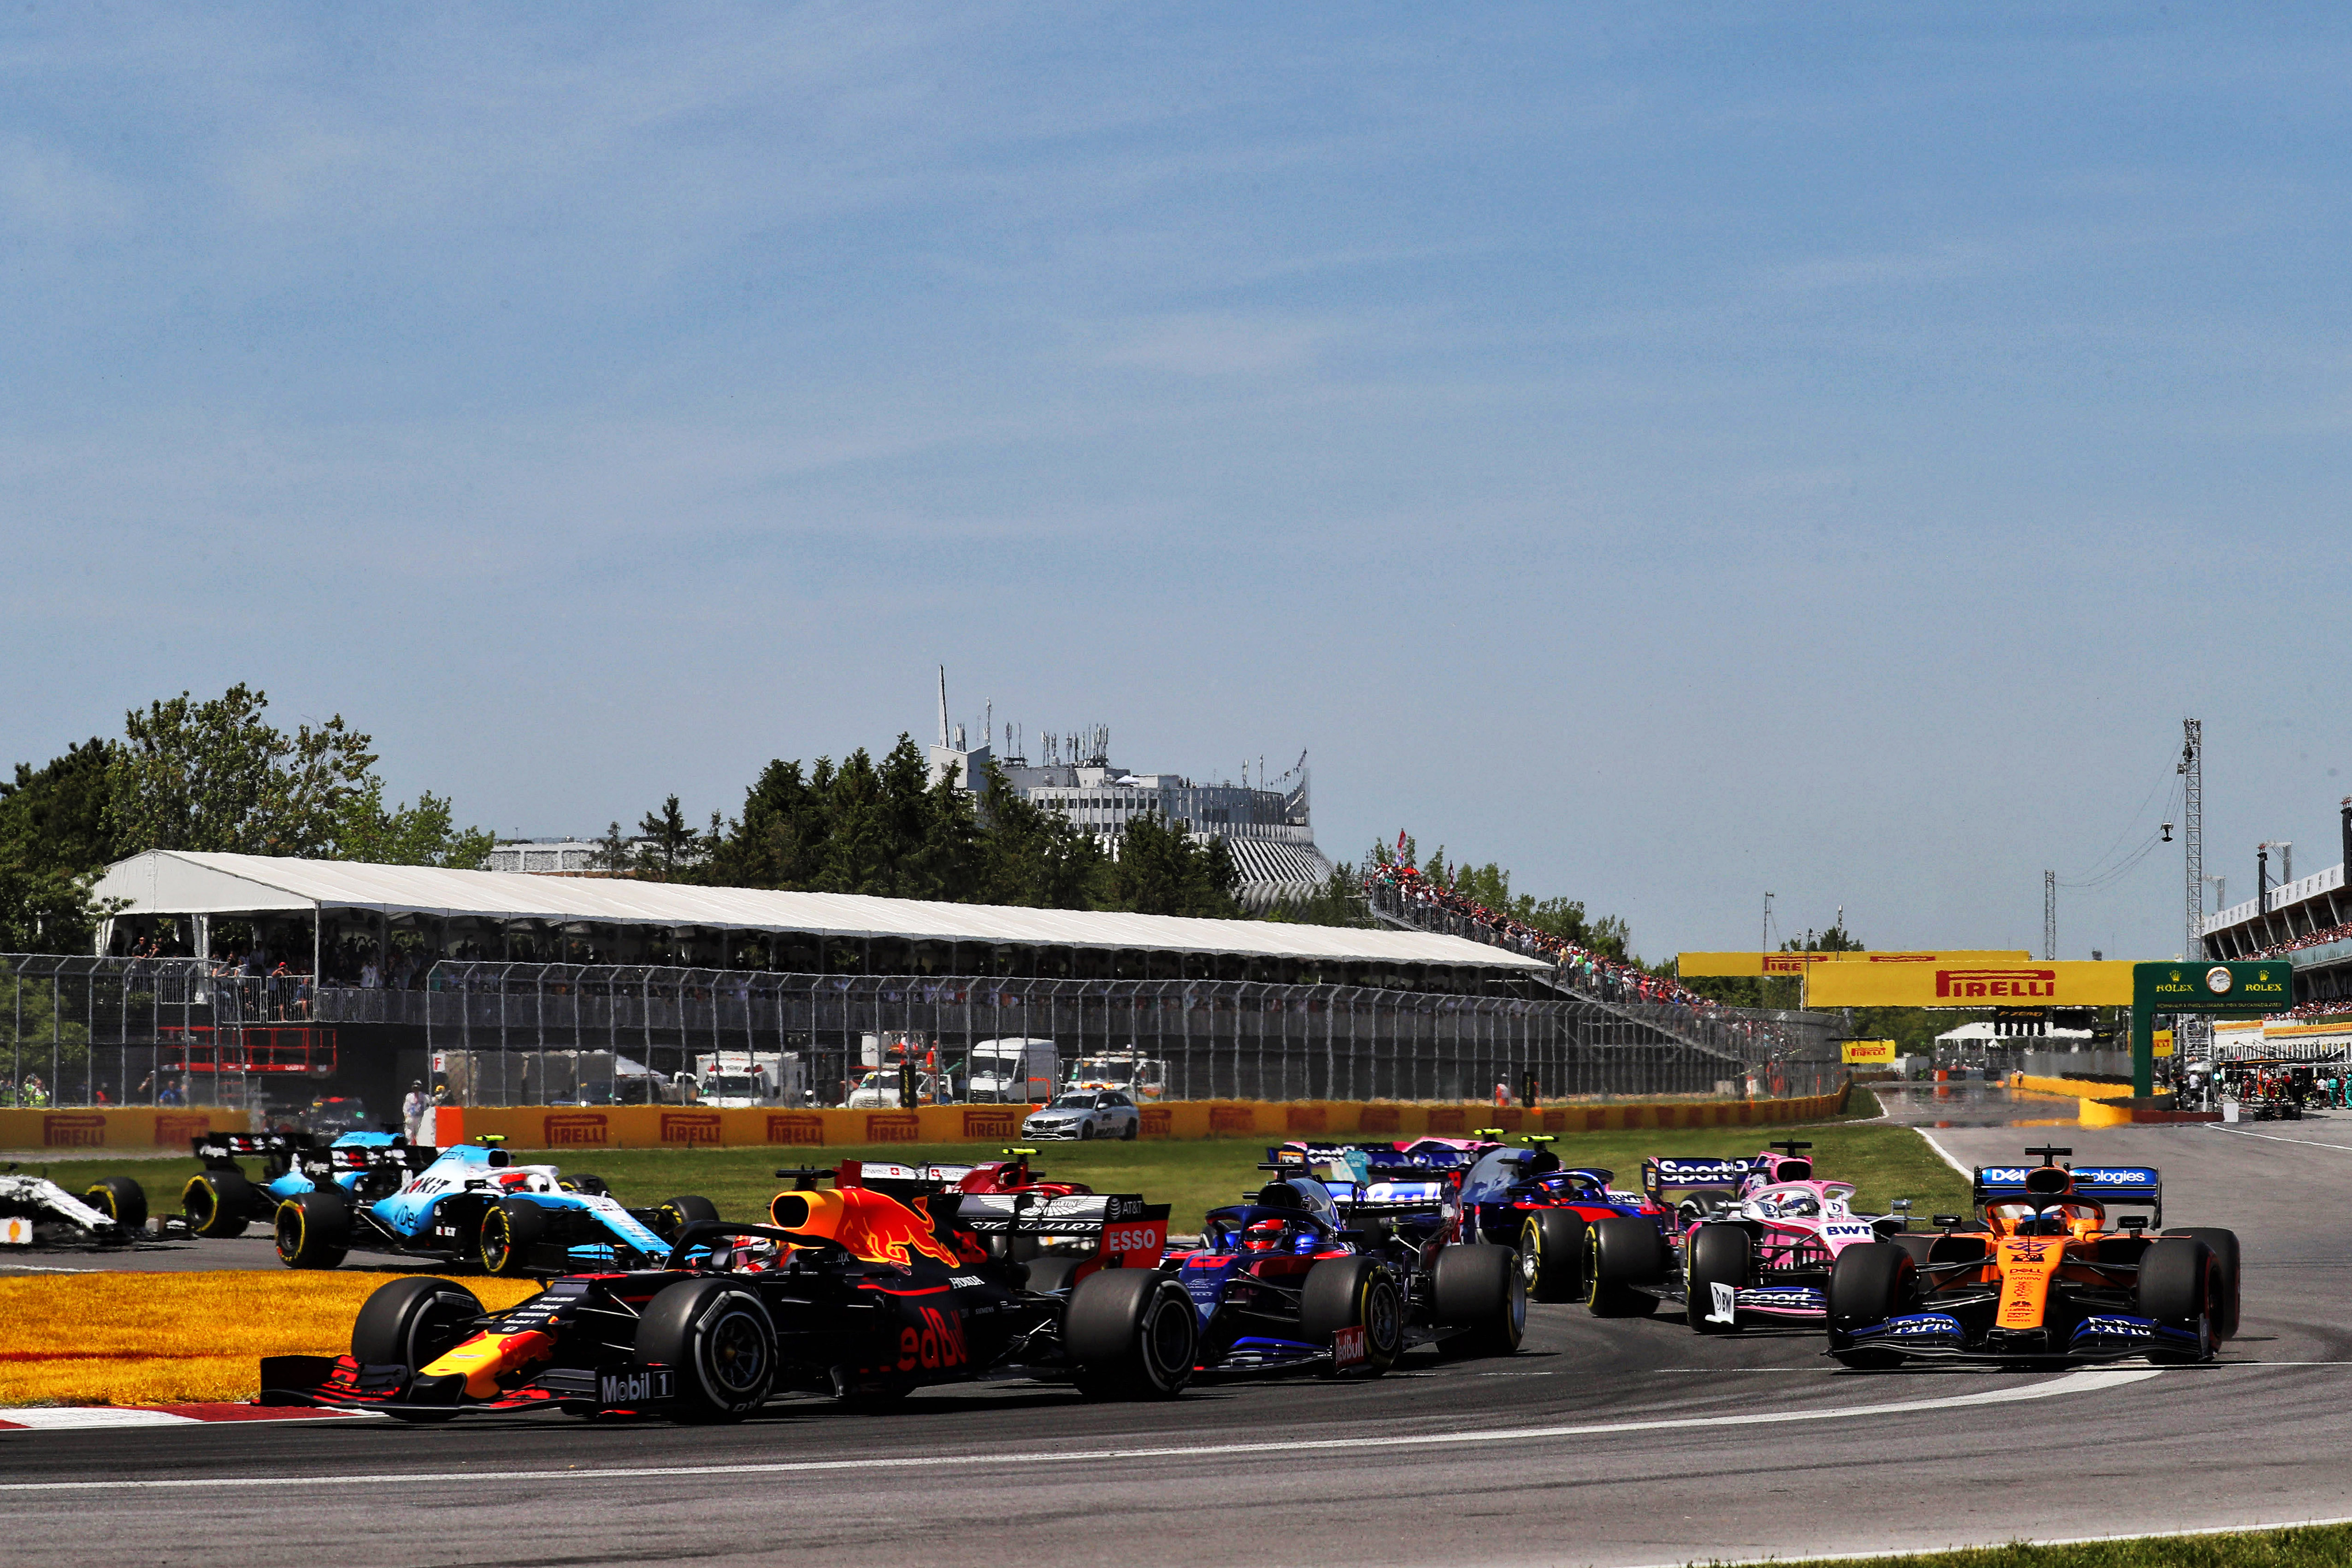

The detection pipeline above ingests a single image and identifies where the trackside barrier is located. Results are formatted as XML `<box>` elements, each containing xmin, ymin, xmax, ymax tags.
<box><xmin>0</xmin><ymin>1107</ymin><xmax>251</xmax><ymax>1150</ymax></box>
<box><xmin>436</xmin><ymin>1085</ymin><xmax>1852</xmax><ymax>1149</ymax></box>
<box><xmin>2009</xmin><ymin>1073</ymin><xmax>2221</xmax><ymax>1127</ymax></box>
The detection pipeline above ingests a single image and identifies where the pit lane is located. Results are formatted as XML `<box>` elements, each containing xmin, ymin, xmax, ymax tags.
<box><xmin>3</xmin><ymin>1121</ymin><xmax>2346</xmax><ymax>1568</ymax></box>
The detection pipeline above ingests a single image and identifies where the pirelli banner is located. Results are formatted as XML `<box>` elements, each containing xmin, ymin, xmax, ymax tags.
<box><xmin>1840</xmin><ymin>1039</ymin><xmax>1898</xmax><ymax>1064</ymax></box>
<box><xmin>1805</xmin><ymin>960</ymin><xmax>2136</xmax><ymax>1008</ymax></box>
<box><xmin>1678</xmin><ymin>950</ymin><xmax>2032</xmax><ymax>978</ymax></box>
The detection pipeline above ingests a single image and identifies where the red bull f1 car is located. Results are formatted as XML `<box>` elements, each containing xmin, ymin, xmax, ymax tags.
<box><xmin>260</xmin><ymin>1159</ymin><xmax>1193</xmax><ymax>1421</ymax></box>
<box><xmin>1827</xmin><ymin>1146</ymin><xmax>2241</xmax><ymax>1366</ymax></box>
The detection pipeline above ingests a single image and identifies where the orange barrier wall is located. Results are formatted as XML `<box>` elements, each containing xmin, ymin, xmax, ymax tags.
<box><xmin>439</xmin><ymin>1084</ymin><xmax>1851</xmax><ymax>1149</ymax></box>
<box><xmin>0</xmin><ymin>1107</ymin><xmax>251</xmax><ymax>1151</ymax></box>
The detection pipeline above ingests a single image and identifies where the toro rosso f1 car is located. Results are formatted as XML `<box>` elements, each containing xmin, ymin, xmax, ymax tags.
<box><xmin>1826</xmin><ymin>1146</ymin><xmax>2241</xmax><ymax>1367</ymax></box>
<box><xmin>260</xmin><ymin>1159</ymin><xmax>1193</xmax><ymax>1421</ymax></box>
<box><xmin>255</xmin><ymin>1135</ymin><xmax>718</xmax><ymax>1276</ymax></box>
<box><xmin>1166</xmin><ymin>1153</ymin><xmax>1524</xmax><ymax>1377</ymax></box>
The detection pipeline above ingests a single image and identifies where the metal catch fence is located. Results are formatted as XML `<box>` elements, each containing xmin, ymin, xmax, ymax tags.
<box><xmin>415</xmin><ymin>962</ymin><xmax>1845</xmax><ymax>1109</ymax></box>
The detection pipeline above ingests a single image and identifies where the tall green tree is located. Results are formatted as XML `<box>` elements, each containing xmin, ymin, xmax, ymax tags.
<box><xmin>0</xmin><ymin>739</ymin><xmax>118</xmax><ymax>950</ymax></box>
<box><xmin>1102</xmin><ymin>812</ymin><xmax>1241</xmax><ymax>917</ymax></box>
<box><xmin>636</xmin><ymin>795</ymin><xmax>699</xmax><ymax>882</ymax></box>
<box><xmin>106</xmin><ymin>684</ymin><xmax>379</xmax><ymax>857</ymax></box>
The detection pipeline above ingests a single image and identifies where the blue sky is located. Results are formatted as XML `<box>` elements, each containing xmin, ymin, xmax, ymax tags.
<box><xmin>5</xmin><ymin>5</ymin><xmax>2347</xmax><ymax>962</ymax></box>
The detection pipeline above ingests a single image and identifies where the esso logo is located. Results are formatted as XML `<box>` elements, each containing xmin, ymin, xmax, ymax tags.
<box><xmin>1104</xmin><ymin>1226</ymin><xmax>1158</xmax><ymax>1254</ymax></box>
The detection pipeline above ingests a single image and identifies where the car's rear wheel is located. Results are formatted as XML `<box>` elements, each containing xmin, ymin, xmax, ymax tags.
<box><xmin>1065</xmin><ymin>1270</ymin><xmax>1195</xmax><ymax>1399</ymax></box>
<box><xmin>1434</xmin><ymin>1243</ymin><xmax>1526</xmax><ymax>1356</ymax></box>
<box><xmin>479</xmin><ymin>1198</ymin><xmax>548</xmax><ymax>1276</ymax></box>
<box><xmin>636</xmin><ymin>1279</ymin><xmax>776</xmax><ymax>1422</ymax></box>
<box><xmin>183</xmin><ymin>1169</ymin><xmax>255</xmax><ymax>1238</ymax></box>
<box><xmin>2138</xmin><ymin>1238</ymin><xmax>2220</xmax><ymax>1363</ymax></box>
<box><xmin>83</xmin><ymin>1176</ymin><xmax>147</xmax><ymax>1235</ymax></box>
<box><xmin>274</xmin><ymin>1191</ymin><xmax>351</xmax><ymax>1270</ymax></box>
<box><xmin>1584</xmin><ymin>1216</ymin><xmax>1664</xmax><ymax>1317</ymax></box>
<box><xmin>1299</xmin><ymin>1255</ymin><xmax>1403</xmax><ymax>1375</ymax></box>
<box><xmin>2165</xmin><ymin>1228</ymin><xmax>2241</xmax><ymax>1341</ymax></box>
<box><xmin>1827</xmin><ymin>1242</ymin><xmax>1913</xmax><ymax>1368</ymax></box>
<box><xmin>1684</xmin><ymin>1223</ymin><xmax>1752</xmax><ymax>1334</ymax></box>
<box><xmin>1520</xmin><ymin>1211</ymin><xmax>1587</xmax><ymax>1303</ymax></box>
<box><xmin>653</xmin><ymin>1194</ymin><xmax>721</xmax><ymax>1244</ymax></box>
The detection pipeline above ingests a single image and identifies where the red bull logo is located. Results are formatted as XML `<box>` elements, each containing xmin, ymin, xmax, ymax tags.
<box><xmin>897</xmin><ymin>1304</ymin><xmax>968</xmax><ymax>1371</ymax></box>
<box><xmin>773</xmin><ymin>1185</ymin><xmax>962</xmax><ymax>1269</ymax></box>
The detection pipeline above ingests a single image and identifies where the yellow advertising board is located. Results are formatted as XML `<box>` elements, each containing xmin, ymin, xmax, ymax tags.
<box><xmin>2152</xmin><ymin>1029</ymin><xmax>2174</xmax><ymax>1059</ymax></box>
<box><xmin>1805</xmin><ymin>959</ymin><xmax>2134</xmax><ymax>1008</ymax></box>
<box><xmin>1841</xmin><ymin>1039</ymin><xmax>1898</xmax><ymax>1064</ymax></box>
<box><xmin>1678</xmin><ymin>949</ymin><xmax>2033</xmax><ymax>978</ymax></box>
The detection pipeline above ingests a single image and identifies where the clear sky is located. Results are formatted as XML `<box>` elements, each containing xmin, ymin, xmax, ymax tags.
<box><xmin>5</xmin><ymin>6</ymin><xmax>2346</xmax><ymax>963</ymax></box>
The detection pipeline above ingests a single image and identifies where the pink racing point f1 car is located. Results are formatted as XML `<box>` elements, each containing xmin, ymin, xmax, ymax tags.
<box><xmin>1579</xmin><ymin>1141</ymin><xmax>1915</xmax><ymax>1332</ymax></box>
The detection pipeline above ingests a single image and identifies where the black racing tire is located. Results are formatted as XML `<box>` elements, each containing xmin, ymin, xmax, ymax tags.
<box><xmin>2138</xmin><ymin>1238</ymin><xmax>2220</xmax><ymax>1363</ymax></box>
<box><xmin>183</xmin><ymin>1169</ymin><xmax>256</xmax><ymax>1238</ymax></box>
<box><xmin>1064</xmin><ymin>1269</ymin><xmax>1196</xmax><ymax>1400</ymax></box>
<box><xmin>1583</xmin><ymin>1215</ymin><xmax>1665</xmax><ymax>1317</ymax></box>
<box><xmin>1886</xmin><ymin>1233</ymin><xmax>1935</xmax><ymax>1266</ymax></box>
<box><xmin>351</xmin><ymin>1277</ymin><xmax>486</xmax><ymax>1371</ymax></box>
<box><xmin>1022</xmin><ymin>1256</ymin><xmax>1085</xmax><ymax>1296</ymax></box>
<box><xmin>479</xmin><ymin>1198</ymin><xmax>549</xmax><ymax>1277</ymax></box>
<box><xmin>1433</xmin><ymin>1243</ymin><xmax>1527</xmax><ymax>1356</ymax></box>
<box><xmin>1298</xmin><ymin>1255</ymin><xmax>1404</xmax><ymax>1375</ymax></box>
<box><xmin>2166</xmin><ymin>1228</ymin><xmax>2241</xmax><ymax>1341</ymax></box>
<box><xmin>1827</xmin><ymin>1242</ymin><xmax>1913</xmax><ymax>1369</ymax></box>
<box><xmin>1685</xmin><ymin>1223</ymin><xmax>1753</xmax><ymax>1334</ymax></box>
<box><xmin>83</xmin><ymin>1176</ymin><xmax>147</xmax><ymax>1235</ymax></box>
<box><xmin>1519</xmin><ymin>1210</ymin><xmax>1587</xmax><ymax>1303</ymax></box>
<box><xmin>654</xmin><ymin>1194</ymin><xmax>721</xmax><ymax>1242</ymax></box>
<box><xmin>274</xmin><ymin>1190</ymin><xmax>352</xmax><ymax>1270</ymax></box>
<box><xmin>561</xmin><ymin>1173</ymin><xmax>611</xmax><ymax>1197</ymax></box>
<box><xmin>635</xmin><ymin>1278</ymin><xmax>777</xmax><ymax>1422</ymax></box>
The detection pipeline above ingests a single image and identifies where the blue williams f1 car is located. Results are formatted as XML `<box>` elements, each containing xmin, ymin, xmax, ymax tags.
<box><xmin>1162</xmin><ymin>1152</ymin><xmax>1524</xmax><ymax>1377</ymax></box>
<box><xmin>171</xmin><ymin>1132</ymin><xmax>716</xmax><ymax>1275</ymax></box>
<box><xmin>1827</xmin><ymin>1146</ymin><xmax>2241</xmax><ymax>1367</ymax></box>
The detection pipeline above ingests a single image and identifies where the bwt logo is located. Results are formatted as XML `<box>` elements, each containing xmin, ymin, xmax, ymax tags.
<box><xmin>658</xmin><ymin>1113</ymin><xmax>722</xmax><ymax>1146</ymax></box>
<box><xmin>1936</xmin><ymin>968</ymin><xmax>2057</xmax><ymax>999</ymax></box>
<box><xmin>543</xmin><ymin>1114</ymin><xmax>608</xmax><ymax>1146</ymax></box>
<box><xmin>43</xmin><ymin>1114</ymin><xmax>106</xmax><ymax>1148</ymax></box>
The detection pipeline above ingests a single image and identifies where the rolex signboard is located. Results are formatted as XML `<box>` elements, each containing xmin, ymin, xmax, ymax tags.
<box><xmin>2133</xmin><ymin>961</ymin><xmax>2293</xmax><ymax>1015</ymax></box>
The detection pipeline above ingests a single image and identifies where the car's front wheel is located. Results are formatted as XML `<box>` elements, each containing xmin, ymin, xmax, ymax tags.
<box><xmin>1299</xmin><ymin>1255</ymin><xmax>1403</xmax><ymax>1375</ymax></box>
<box><xmin>1520</xmin><ymin>1210</ymin><xmax>1586</xmax><ymax>1302</ymax></box>
<box><xmin>636</xmin><ymin>1279</ymin><xmax>777</xmax><ymax>1422</ymax></box>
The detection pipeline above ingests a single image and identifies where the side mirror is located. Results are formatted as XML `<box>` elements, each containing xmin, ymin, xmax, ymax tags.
<box><xmin>1933</xmin><ymin>1214</ymin><xmax>1963</xmax><ymax>1229</ymax></box>
<box><xmin>2120</xmin><ymin>1216</ymin><xmax>2147</xmax><ymax>1233</ymax></box>
<box><xmin>1891</xmin><ymin>1198</ymin><xmax>1913</xmax><ymax>1213</ymax></box>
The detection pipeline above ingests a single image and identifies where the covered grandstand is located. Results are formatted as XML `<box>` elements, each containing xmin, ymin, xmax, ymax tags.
<box><xmin>90</xmin><ymin>849</ymin><xmax>1549</xmax><ymax>992</ymax></box>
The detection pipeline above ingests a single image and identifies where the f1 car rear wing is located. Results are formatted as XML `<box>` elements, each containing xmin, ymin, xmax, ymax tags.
<box><xmin>1641</xmin><ymin>1155</ymin><xmax>1763</xmax><ymax>1199</ymax></box>
<box><xmin>952</xmin><ymin>1191</ymin><xmax>1171</xmax><ymax>1267</ymax></box>
<box><xmin>1263</xmin><ymin>1147</ymin><xmax>1454</xmax><ymax>1214</ymax></box>
<box><xmin>1974</xmin><ymin>1164</ymin><xmax>2162</xmax><ymax>1226</ymax></box>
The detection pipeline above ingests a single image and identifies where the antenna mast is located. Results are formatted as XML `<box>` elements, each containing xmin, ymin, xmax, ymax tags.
<box><xmin>2179</xmin><ymin>719</ymin><xmax>2202</xmax><ymax>960</ymax></box>
<box><xmin>937</xmin><ymin>667</ymin><xmax>950</xmax><ymax>750</ymax></box>
<box><xmin>2043</xmin><ymin>870</ymin><xmax>2057</xmax><ymax>961</ymax></box>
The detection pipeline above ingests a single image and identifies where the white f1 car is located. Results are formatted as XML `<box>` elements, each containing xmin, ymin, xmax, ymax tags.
<box><xmin>0</xmin><ymin>1166</ymin><xmax>154</xmax><ymax>1248</ymax></box>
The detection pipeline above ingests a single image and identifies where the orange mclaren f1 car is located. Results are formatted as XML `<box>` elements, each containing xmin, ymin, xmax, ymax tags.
<box><xmin>1825</xmin><ymin>1146</ymin><xmax>2240</xmax><ymax>1367</ymax></box>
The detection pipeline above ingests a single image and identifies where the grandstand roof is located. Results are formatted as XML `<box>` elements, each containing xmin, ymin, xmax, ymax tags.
<box><xmin>93</xmin><ymin>850</ymin><xmax>1547</xmax><ymax>971</ymax></box>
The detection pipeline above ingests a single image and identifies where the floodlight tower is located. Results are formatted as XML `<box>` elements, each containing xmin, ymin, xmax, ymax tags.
<box><xmin>2044</xmin><ymin>870</ymin><xmax>2057</xmax><ymax>961</ymax></box>
<box><xmin>2179</xmin><ymin>719</ymin><xmax>2203</xmax><ymax>959</ymax></box>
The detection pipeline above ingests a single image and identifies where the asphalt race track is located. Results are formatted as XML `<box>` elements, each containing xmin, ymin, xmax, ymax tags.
<box><xmin>6</xmin><ymin>1121</ymin><xmax>2352</xmax><ymax>1568</ymax></box>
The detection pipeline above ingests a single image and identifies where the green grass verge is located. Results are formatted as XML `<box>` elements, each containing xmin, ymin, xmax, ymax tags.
<box><xmin>54</xmin><ymin>1120</ymin><xmax>1967</xmax><ymax>1236</ymax></box>
<box><xmin>1732</xmin><ymin>1523</ymin><xmax>2352</xmax><ymax>1566</ymax></box>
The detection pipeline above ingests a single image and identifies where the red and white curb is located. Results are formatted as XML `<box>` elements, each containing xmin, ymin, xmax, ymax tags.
<box><xmin>0</xmin><ymin>1403</ymin><xmax>377</xmax><ymax>1430</ymax></box>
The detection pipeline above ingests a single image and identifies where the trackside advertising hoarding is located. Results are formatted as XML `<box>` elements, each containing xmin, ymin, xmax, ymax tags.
<box><xmin>1840</xmin><ymin>1039</ymin><xmax>1898</xmax><ymax>1064</ymax></box>
<box><xmin>1677</xmin><ymin>950</ymin><xmax>2031</xmax><ymax>978</ymax></box>
<box><xmin>1806</xmin><ymin>960</ymin><xmax>2134</xmax><ymax>1008</ymax></box>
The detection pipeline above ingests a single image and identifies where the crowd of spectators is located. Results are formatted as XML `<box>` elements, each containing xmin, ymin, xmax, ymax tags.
<box><xmin>1364</xmin><ymin>856</ymin><xmax>1719</xmax><ymax>1010</ymax></box>
<box><xmin>2242</xmin><ymin>918</ymin><xmax>2352</xmax><ymax>961</ymax></box>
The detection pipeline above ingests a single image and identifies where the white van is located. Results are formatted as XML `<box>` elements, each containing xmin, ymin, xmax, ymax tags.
<box><xmin>966</xmin><ymin>1037</ymin><xmax>1058</xmax><ymax>1103</ymax></box>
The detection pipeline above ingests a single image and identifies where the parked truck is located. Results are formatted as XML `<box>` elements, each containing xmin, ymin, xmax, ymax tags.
<box><xmin>967</xmin><ymin>1037</ymin><xmax>1059</xmax><ymax>1103</ymax></box>
<box><xmin>691</xmin><ymin>1050</ymin><xmax>802</xmax><ymax>1108</ymax></box>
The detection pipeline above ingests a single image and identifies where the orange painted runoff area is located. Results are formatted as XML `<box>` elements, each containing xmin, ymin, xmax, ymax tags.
<box><xmin>438</xmin><ymin>1085</ymin><xmax>1852</xmax><ymax>1149</ymax></box>
<box><xmin>0</xmin><ymin>1106</ymin><xmax>250</xmax><ymax>1151</ymax></box>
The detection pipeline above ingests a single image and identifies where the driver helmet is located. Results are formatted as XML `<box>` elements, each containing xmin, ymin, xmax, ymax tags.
<box><xmin>1242</xmin><ymin>1218</ymin><xmax>1291</xmax><ymax>1252</ymax></box>
<box><xmin>711</xmin><ymin>1235</ymin><xmax>780</xmax><ymax>1272</ymax></box>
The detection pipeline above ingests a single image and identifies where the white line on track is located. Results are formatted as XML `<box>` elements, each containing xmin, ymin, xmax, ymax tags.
<box><xmin>2206</xmin><ymin>1125</ymin><xmax>2352</xmax><ymax>1153</ymax></box>
<box><xmin>0</xmin><ymin>1368</ymin><xmax>2159</xmax><ymax>1495</ymax></box>
<box><xmin>1914</xmin><ymin>1129</ymin><xmax>1972</xmax><ymax>1179</ymax></box>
